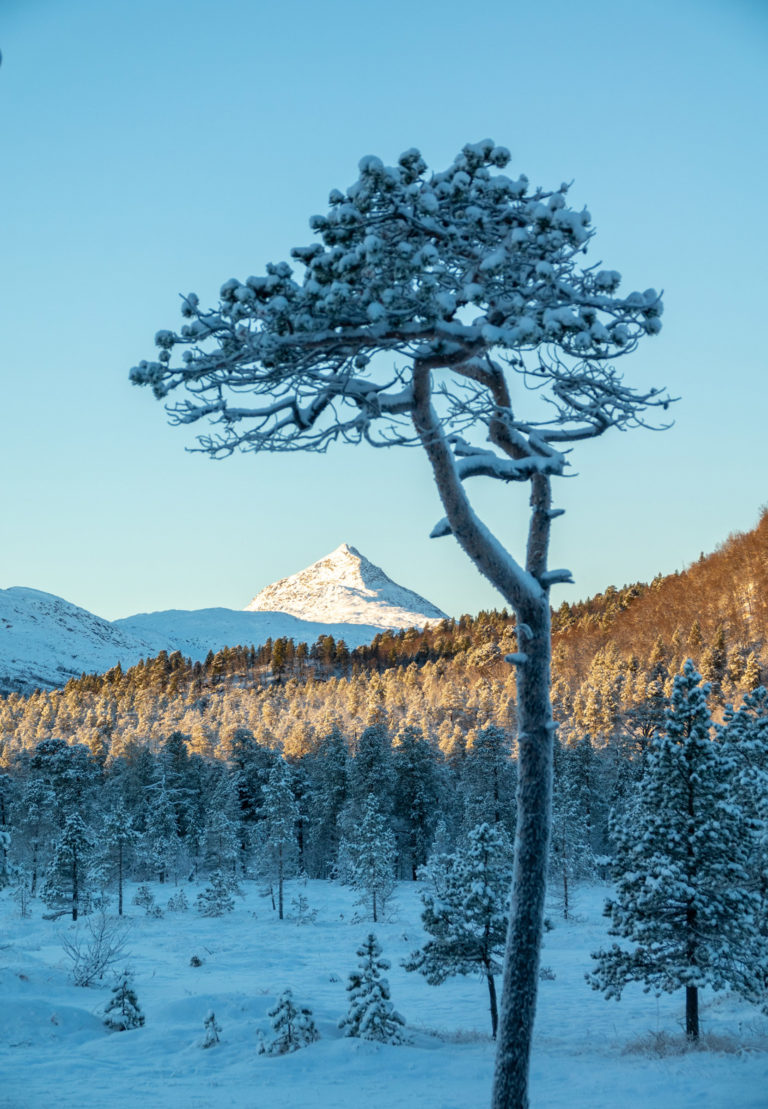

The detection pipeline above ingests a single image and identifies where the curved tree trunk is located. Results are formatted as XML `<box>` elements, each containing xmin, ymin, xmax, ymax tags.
<box><xmin>412</xmin><ymin>372</ymin><xmax>556</xmax><ymax>1108</ymax></box>
<box><xmin>491</xmin><ymin>594</ymin><xmax>553</xmax><ymax>1108</ymax></box>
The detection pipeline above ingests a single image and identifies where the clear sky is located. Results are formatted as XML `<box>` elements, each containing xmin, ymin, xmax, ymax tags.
<box><xmin>2</xmin><ymin>0</ymin><xmax>766</xmax><ymax>622</ymax></box>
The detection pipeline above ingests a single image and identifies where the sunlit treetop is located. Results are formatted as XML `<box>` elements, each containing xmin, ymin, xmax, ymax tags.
<box><xmin>131</xmin><ymin>140</ymin><xmax>667</xmax><ymax>463</ymax></box>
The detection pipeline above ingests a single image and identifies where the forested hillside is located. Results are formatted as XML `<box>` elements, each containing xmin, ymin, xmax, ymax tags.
<box><xmin>1</xmin><ymin>511</ymin><xmax>765</xmax><ymax>766</ymax></box>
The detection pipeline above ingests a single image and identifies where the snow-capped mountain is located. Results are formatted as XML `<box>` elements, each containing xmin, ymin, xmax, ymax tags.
<box><xmin>0</xmin><ymin>587</ymin><xmax>157</xmax><ymax>695</ymax></box>
<box><xmin>245</xmin><ymin>543</ymin><xmax>446</xmax><ymax>627</ymax></box>
<box><xmin>0</xmin><ymin>545</ymin><xmax>445</xmax><ymax>693</ymax></box>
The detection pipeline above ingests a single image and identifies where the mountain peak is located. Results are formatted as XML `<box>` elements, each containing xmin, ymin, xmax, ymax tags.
<box><xmin>244</xmin><ymin>544</ymin><xmax>446</xmax><ymax>628</ymax></box>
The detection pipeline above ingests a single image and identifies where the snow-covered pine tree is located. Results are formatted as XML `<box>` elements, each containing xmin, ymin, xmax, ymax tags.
<box><xmin>461</xmin><ymin>725</ymin><xmax>517</xmax><ymax>837</ymax></box>
<box><xmin>549</xmin><ymin>738</ymin><xmax>596</xmax><ymax>919</ymax></box>
<box><xmin>719</xmin><ymin>685</ymin><xmax>768</xmax><ymax>986</ymax></box>
<box><xmin>196</xmin><ymin>869</ymin><xmax>235</xmax><ymax>916</ymax></box>
<box><xmin>392</xmin><ymin>725</ymin><xmax>445</xmax><ymax>880</ymax></box>
<box><xmin>340</xmin><ymin>792</ymin><xmax>396</xmax><ymax>923</ymax></box>
<box><xmin>41</xmin><ymin>812</ymin><xmax>95</xmax><ymax>921</ymax></box>
<box><xmin>201</xmin><ymin>1010</ymin><xmax>221</xmax><ymax>1048</ymax></box>
<box><xmin>99</xmin><ymin>802</ymin><xmax>139</xmax><ymax>916</ymax></box>
<box><xmin>202</xmin><ymin>772</ymin><xmax>241</xmax><ymax>880</ymax></box>
<box><xmin>141</xmin><ymin>771</ymin><xmax>184</xmax><ymax>884</ymax></box>
<box><xmin>260</xmin><ymin>760</ymin><xmax>300</xmax><ymax>920</ymax></box>
<box><xmin>404</xmin><ymin>822</ymin><xmax>512</xmax><ymax>1038</ymax></box>
<box><xmin>339</xmin><ymin>933</ymin><xmax>406</xmax><ymax>1044</ymax></box>
<box><xmin>103</xmin><ymin>970</ymin><xmax>145</xmax><ymax>1031</ymax></box>
<box><xmin>259</xmin><ymin>989</ymin><xmax>319</xmax><ymax>1055</ymax></box>
<box><xmin>132</xmin><ymin>140</ymin><xmax>668</xmax><ymax>1107</ymax></box>
<box><xmin>589</xmin><ymin>661</ymin><xmax>767</xmax><ymax>1038</ymax></box>
<box><xmin>304</xmin><ymin>724</ymin><xmax>350</xmax><ymax>878</ymax></box>
<box><xmin>349</xmin><ymin>723</ymin><xmax>395</xmax><ymax>815</ymax></box>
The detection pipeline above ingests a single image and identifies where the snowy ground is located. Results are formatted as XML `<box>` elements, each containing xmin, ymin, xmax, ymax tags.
<box><xmin>1</xmin><ymin>880</ymin><xmax>766</xmax><ymax>1109</ymax></box>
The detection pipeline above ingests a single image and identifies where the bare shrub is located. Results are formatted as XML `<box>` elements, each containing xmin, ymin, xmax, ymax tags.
<box><xmin>61</xmin><ymin>909</ymin><xmax>131</xmax><ymax>987</ymax></box>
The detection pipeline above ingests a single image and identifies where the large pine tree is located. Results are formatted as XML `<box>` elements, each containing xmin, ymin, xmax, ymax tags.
<box><xmin>589</xmin><ymin>661</ymin><xmax>767</xmax><ymax>1038</ymax></box>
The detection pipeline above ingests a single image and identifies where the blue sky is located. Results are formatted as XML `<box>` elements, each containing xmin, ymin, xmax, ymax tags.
<box><xmin>2</xmin><ymin>0</ymin><xmax>766</xmax><ymax>621</ymax></box>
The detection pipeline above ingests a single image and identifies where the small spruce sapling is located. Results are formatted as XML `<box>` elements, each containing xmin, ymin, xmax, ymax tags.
<box><xmin>201</xmin><ymin>1010</ymin><xmax>221</xmax><ymax>1048</ymax></box>
<box><xmin>339</xmin><ymin>933</ymin><xmax>406</xmax><ymax>1044</ymax></box>
<box><xmin>104</xmin><ymin>970</ymin><xmax>144</xmax><ymax>1031</ymax></box>
<box><xmin>259</xmin><ymin>989</ymin><xmax>319</xmax><ymax>1055</ymax></box>
<box><xmin>196</xmin><ymin>870</ymin><xmax>235</xmax><ymax>916</ymax></box>
<box><xmin>166</xmin><ymin>888</ymin><xmax>189</xmax><ymax>912</ymax></box>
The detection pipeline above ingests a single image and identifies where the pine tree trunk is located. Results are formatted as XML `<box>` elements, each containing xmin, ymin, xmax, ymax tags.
<box><xmin>118</xmin><ymin>841</ymin><xmax>124</xmax><ymax>917</ymax></box>
<box><xmin>278</xmin><ymin>847</ymin><xmax>284</xmax><ymax>921</ymax></box>
<box><xmin>686</xmin><ymin>986</ymin><xmax>699</xmax><ymax>1039</ymax></box>
<box><xmin>492</xmin><ymin>595</ymin><xmax>554</xmax><ymax>1109</ymax></box>
<box><xmin>72</xmin><ymin>853</ymin><xmax>79</xmax><ymax>922</ymax></box>
<box><xmin>487</xmin><ymin>967</ymin><xmax>499</xmax><ymax>1040</ymax></box>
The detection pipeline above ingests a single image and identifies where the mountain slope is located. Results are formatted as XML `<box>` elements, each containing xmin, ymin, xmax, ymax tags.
<box><xmin>0</xmin><ymin>588</ymin><xmax>157</xmax><ymax>695</ymax></box>
<box><xmin>1</xmin><ymin>544</ymin><xmax>445</xmax><ymax>693</ymax></box>
<box><xmin>245</xmin><ymin>543</ymin><xmax>447</xmax><ymax>627</ymax></box>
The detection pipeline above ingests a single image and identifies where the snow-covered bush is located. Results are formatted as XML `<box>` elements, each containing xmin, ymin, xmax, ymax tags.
<box><xmin>103</xmin><ymin>969</ymin><xmax>144</xmax><ymax>1031</ymax></box>
<box><xmin>259</xmin><ymin>989</ymin><xmax>319</xmax><ymax>1055</ymax></box>
<box><xmin>340</xmin><ymin>933</ymin><xmax>406</xmax><ymax>1044</ymax></box>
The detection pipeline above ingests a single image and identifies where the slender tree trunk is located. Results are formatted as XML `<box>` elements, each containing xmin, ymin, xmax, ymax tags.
<box><xmin>412</xmin><ymin>376</ymin><xmax>556</xmax><ymax>1109</ymax></box>
<box><xmin>278</xmin><ymin>848</ymin><xmax>284</xmax><ymax>920</ymax></box>
<box><xmin>487</xmin><ymin>967</ymin><xmax>499</xmax><ymax>1040</ymax></box>
<box><xmin>72</xmin><ymin>854</ymin><xmax>79</xmax><ymax>922</ymax></box>
<box><xmin>492</xmin><ymin>594</ymin><xmax>554</xmax><ymax>1109</ymax></box>
<box><xmin>118</xmin><ymin>841</ymin><xmax>124</xmax><ymax>917</ymax></box>
<box><xmin>686</xmin><ymin>986</ymin><xmax>699</xmax><ymax>1040</ymax></box>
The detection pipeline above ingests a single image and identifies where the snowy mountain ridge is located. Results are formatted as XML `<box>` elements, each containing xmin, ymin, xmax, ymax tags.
<box><xmin>0</xmin><ymin>545</ymin><xmax>445</xmax><ymax>694</ymax></box>
<box><xmin>245</xmin><ymin>543</ymin><xmax>446</xmax><ymax>627</ymax></box>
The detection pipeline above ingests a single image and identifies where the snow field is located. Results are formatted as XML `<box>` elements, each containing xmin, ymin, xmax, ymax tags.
<box><xmin>0</xmin><ymin>881</ymin><xmax>766</xmax><ymax>1108</ymax></box>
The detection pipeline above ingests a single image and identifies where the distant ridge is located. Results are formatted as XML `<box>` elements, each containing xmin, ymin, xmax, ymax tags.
<box><xmin>0</xmin><ymin>544</ymin><xmax>446</xmax><ymax>693</ymax></box>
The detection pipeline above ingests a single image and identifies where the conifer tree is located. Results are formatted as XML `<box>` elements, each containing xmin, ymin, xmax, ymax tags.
<box><xmin>305</xmin><ymin>724</ymin><xmax>350</xmax><ymax>878</ymax></box>
<box><xmin>339</xmin><ymin>934</ymin><xmax>405</xmax><ymax>1044</ymax></box>
<box><xmin>259</xmin><ymin>989</ymin><xmax>319</xmax><ymax>1055</ymax></box>
<box><xmin>392</xmin><ymin>725</ymin><xmax>445</xmax><ymax>880</ymax></box>
<box><xmin>404</xmin><ymin>822</ymin><xmax>512</xmax><ymax>1037</ymax></box>
<box><xmin>196</xmin><ymin>869</ymin><xmax>235</xmax><ymax>916</ymax></box>
<box><xmin>549</xmin><ymin>739</ymin><xmax>596</xmax><ymax>919</ymax></box>
<box><xmin>340</xmin><ymin>793</ymin><xmax>396</xmax><ymax>923</ymax></box>
<box><xmin>201</xmin><ymin>1010</ymin><xmax>221</xmax><ymax>1048</ymax></box>
<box><xmin>42</xmin><ymin>812</ymin><xmax>95</xmax><ymax>921</ymax></box>
<box><xmin>104</xmin><ymin>969</ymin><xmax>145</xmax><ymax>1031</ymax></box>
<box><xmin>260</xmin><ymin>760</ymin><xmax>300</xmax><ymax>920</ymax></box>
<box><xmin>100</xmin><ymin>803</ymin><xmax>139</xmax><ymax>916</ymax></box>
<box><xmin>589</xmin><ymin>661</ymin><xmax>767</xmax><ymax>1038</ymax></box>
<box><xmin>461</xmin><ymin>725</ymin><xmax>516</xmax><ymax>836</ymax></box>
<box><xmin>719</xmin><ymin>685</ymin><xmax>768</xmax><ymax>980</ymax></box>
